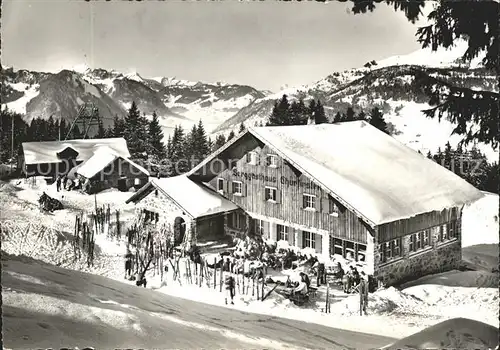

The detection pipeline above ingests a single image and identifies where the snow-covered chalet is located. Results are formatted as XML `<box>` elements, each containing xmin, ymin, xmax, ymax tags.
<box><xmin>134</xmin><ymin>121</ymin><xmax>485</xmax><ymax>286</ymax></box>
<box><xmin>20</xmin><ymin>138</ymin><xmax>149</xmax><ymax>193</ymax></box>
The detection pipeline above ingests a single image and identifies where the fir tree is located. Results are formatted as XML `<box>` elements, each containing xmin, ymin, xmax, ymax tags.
<box><xmin>267</xmin><ymin>95</ymin><xmax>291</xmax><ymax>126</ymax></box>
<box><xmin>333</xmin><ymin>111</ymin><xmax>343</xmax><ymax>123</ymax></box>
<box><xmin>227</xmin><ymin>130</ymin><xmax>235</xmax><ymax>142</ymax></box>
<box><xmin>289</xmin><ymin>101</ymin><xmax>302</xmax><ymax>125</ymax></box>
<box><xmin>148</xmin><ymin>111</ymin><xmax>167</xmax><ymax>161</ymax></box>
<box><xmin>344</xmin><ymin>107</ymin><xmax>356</xmax><ymax>122</ymax></box>
<box><xmin>369</xmin><ymin>107</ymin><xmax>389</xmax><ymax>134</ymax></box>
<box><xmin>195</xmin><ymin>120</ymin><xmax>210</xmax><ymax>160</ymax></box>
<box><xmin>238</xmin><ymin>122</ymin><xmax>245</xmax><ymax>134</ymax></box>
<box><xmin>314</xmin><ymin>100</ymin><xmax>328</xmax><ymax>124</ymax></box>
<box><xmin>166</xmin><ymin>135</ymin><xmax>173</xmax><ymax>160</ymax></box>
<box><xmin>113</xmin><ymin>115</ymin><xmax>125</xmax><ymax>138</ymax></box>
<box><xmin>47</xmin><ymin>116</ymin><xmax>57</xmax><ymax>140</ymax></box>
<box><xmin>357</xmin><ymin>110</ymin><xmax>367</xmax><ymax>121</ymax></box>
<box><xmin>170</xmin><ymin>125</ymin><xmax>188</xmax><ymax>175</ymax></box>
<box><xmin>96</xmin><ymin>118</ymin><xmax>106</xmax><ymax>138</ymax></box>
<box><xmin>185</xmin><ymin>124</ymin><xmax>198</xmax><ymax>167</ymax></box>
<box><xmin>213</xmin><ymin>134</ymin><xmax>226</xmax><ymax>152</ymax></box>
<box><xmin>104</xmin><ymin>125</ymin><xmax>114</xmax><ymax>138</ymax></box>
<box><xmin>124</xmin><ymin>101</ymin><xmax>149</xmax><ymax>159</ymax></box>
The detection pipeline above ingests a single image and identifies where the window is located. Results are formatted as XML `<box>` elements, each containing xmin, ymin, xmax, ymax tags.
<box><xmin>357</xmin><ymin>244</ymin><xmax>367</xmax><ymax>262</ymax></box>
<box><xmin>303</xmin><ymin>194</ymin><xmax>316</xmax><ymax>210</ymax></box>
<box><xmin>303</xmin><ymin>231</ymin><xmax>315</xmax><ymax>249</ymax></box>
<box><xmin>232</xmin><ymin>213</ymin><xmax>245</xmax><ymax>230</ymax></box>
<box><xmin>256</xmin><ymin>219</ymin><xmax>264</xmax><ymax>235</ymax></box>
<box><xmin>448</xmin><ymin>220</ymin><xmax>458</xmax><ymax>239</ymax></box>
<box><xmin>438</xmin><ymin>224</ymin><xmax>446</xmax><ymax>242</ymax></box>
<box><xmin>265</xmin><ymin>186</ymin><xmax>277</xmax><ymax>202</ymax></box>
<box><xmin>379</xmin><ymin>238</ymin><xmax>402</xmax><ymax>263</ymax></box>
<box><xmin>423</xmin><ymin>229</ymin><xmax>431</xmax><ymax>246</ymax></box>
<box><xmin>266</xmin><ymin>154</ymin><xmax>278</xmax><ymax>167</ymax></box>
<box><xmin>143</xmin><ymin>209</ymin><xmax>159</xmax><ymax>224</ymax></box>
<box><xmin>345</xmin><ymin>240</ymin><xmax>355</xmax><ymax>260</ymax></box>
<box><xmin>246</xmin><ymin>151</ymin><xmax>258</xmax><ymax>165</ymax></box>
<box><xmin>332</xmin><ymin>238</ymin><xmax>343</xmax><ymax>256</ymax></box>
<box><xmin>232</xmin><ymin>181</ymin><xmax>242</xmax><ymax>196</ymax></box>
<box><xmin>329</xmin><ymin>199</ymin><xmax>339</xmax><ymax>216</ymax></box>
<box><xmin>217</xmin><ymin>178</ymin><xmax>224</xmax><ymax>193</ymax></box>
<box><xmin>277</xmin><ymin>224</ymin><xmax>289</xmax><ymax>241</ymax></box>
<box><xmin>409</xmin><ymin>230</ymin><xmax>431</xmax><ymax>253</ymax></box>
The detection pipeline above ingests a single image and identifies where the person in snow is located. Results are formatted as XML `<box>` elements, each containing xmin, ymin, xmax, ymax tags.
<box><xmin>300</xmin><ymin>272</ymin><xmax>311</xmax><ymax>289</ymax></box>
<box><xmin>359</xmin><ymin>271</ymin><xmax>369</xmax><ymax>315</ymax></box>
<box><xmin>343</xmin><ymin>268</ymin><xmax>352</xmax><ymax>293</ymax></box>
<box><xmin>293</xmin><ymin>279</ymin><xmax>308</xmax><ymax>296</ymax></box>
<box><xmin>62</xmin><ymin>175</ymin><xmax>68</xmax><ymax>190</ymax></box>
<box><xmin>351</xmin><ymin>266</ymin><xmax>361</xmax><ymax>286</ymax></box>
<box><xmin>316</xmin><ymin>262</ymin><xmax>326</xmax><ymax>287</ymax></box>
<box><xmin>56</xmin><ymin>175</ymin><xmax>62</xmax><ymax>192</ymax></box>
<box><xmin>135</xmin><ymin>271</ymin><xmax>147</xmax><ymax>288</ymax></box>
<box><xmin>125</xmin><ymin>248</ymin><xmax>133</xmax><ymax>279</ymax></box>
<box><xmin>224</xmin><ymin>275</ymin><xmax>236</xmax><ymax>305</ymax></box>
<box><xmin>334</xmin><ymin>262</ymin><xmax>345</xmax><ymax>280</ymax></box>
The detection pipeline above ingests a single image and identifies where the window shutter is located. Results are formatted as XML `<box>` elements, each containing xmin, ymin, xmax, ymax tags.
<box><xmin>263</xmin><ymin>221</ymin><xmax>270</xmax><ymax>239</ymax></box>
<box><xmin>222</xmin><ymin>179</ymin><xmax>228</xmax><ymax>194</ymax></box>
<box><xmin>314</xmin><ymin>196</ymin><xmax>321</xmax><ymax>211</ymax></box>
<box><xmin>276</xmin><ymin>189</ymin><xmax>281</xmax><ymax>203</ymax></box>
<box><xmin>302</xmin><ymin>195</ymin><xmax>307</xmax><ymax>209</ymax></box>
<box><xmin>321</xmin><ymin>197</ymin><xmax>329</xmax><ymax>213</ymax></box>
<box><xmin>242</xmin><ymin>183</ymin><xmax>247</xmax><ymax>196</ymax></box>
<box><xmin>315</xmin><ymin>233</ymin><xmax>322</xmax><ymax>254</ymax></box>
<box><xmin>302</xmin><ymin>231</ymin><xmax>307</xmax><ymax>249</ymax></box>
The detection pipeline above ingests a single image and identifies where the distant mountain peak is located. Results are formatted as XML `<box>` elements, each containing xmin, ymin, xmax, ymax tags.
<box><xmin>70</xmin><ymin>63</ymin><xmax>92</xmax><ymax>74</ymax></box>
<box><xmin>373</xmin><ymin>39</ymin><xmax>486</xmax><ymax>70</ymax></box>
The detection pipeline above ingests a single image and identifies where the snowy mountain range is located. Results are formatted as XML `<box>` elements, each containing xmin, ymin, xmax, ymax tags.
<box><xmin>0</xmin><ymin>65</ymin><xmax>266</xmax><ymax>136</ymax></box>
<box><xmin>213</xmin><ymin>40</ymin><xmax>498</xmax><ymax>161</ymax></box>
<box><xmin>1</xmin><ymin>40</ymin><xmax>498</xmax><ymax>160</ymax></box>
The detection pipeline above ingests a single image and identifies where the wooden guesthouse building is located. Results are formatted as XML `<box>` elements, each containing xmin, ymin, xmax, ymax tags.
<box><xmin>183</xmin><ymin>121</ymin><xmax>483</xmax><ymax>286</ymax></box>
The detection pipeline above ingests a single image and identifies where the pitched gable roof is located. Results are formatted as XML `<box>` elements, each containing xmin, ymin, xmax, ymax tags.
<box><xmin>126</xmin><ymin>175</ymin><xmax>238</xmax><ymax>219</ymax></box>
<box><xmin>22</xmin><ymin>138</ymin><xmax>130</xmax><ymax>165</ymax></box>
<box><xmin>76</xmin><ymin>147</ymin><xmax>150</xmax><ymax>179</ymax></box>
<box><xmin>189</xmin><ymin>121</ymin><xmax>483</xmax><ymax>226</ymax></box>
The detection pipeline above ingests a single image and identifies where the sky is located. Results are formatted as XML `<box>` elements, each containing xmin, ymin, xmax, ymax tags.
<box><xmin>2</xmin><ymin>0</ymin><xmax>430</xmax><ymax>91</ymax></box>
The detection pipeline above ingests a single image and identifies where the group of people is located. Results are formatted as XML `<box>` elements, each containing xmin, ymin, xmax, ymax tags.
<box><xmin>55</xmin><ymin>174</ymin><xmax>90</xmax><ymax>193</ymax></box>
<box><xmin>56</xmin><ymin>174</ymin><xmax>78</xmax><ymax>192</ymax></box>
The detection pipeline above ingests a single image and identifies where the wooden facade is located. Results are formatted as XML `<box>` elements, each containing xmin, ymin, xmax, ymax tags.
<box><xmin>190</xmin><ymin>134</ymin><xmax>371</xmax><ymax>258</ymax></box>
<box><xmin>189</xmin><ymin>131</ymin><xmax>469</xmax><ymax>284</ymax></box>
<box><xmin>378</xmin><ymin>207</ymin><xmax>460</xmax><ymax>242</ymax></box>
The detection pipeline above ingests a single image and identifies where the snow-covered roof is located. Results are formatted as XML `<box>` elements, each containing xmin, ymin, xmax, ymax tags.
<box><xmin>77</xmin><ymin>151</ymin><xmax>150</xmax><ymax>179</ymax></box>
<box><xmin>190</xmin><ymin>121</ymin><xmax>484</xmax><ymax>226</ymax></box>
<box><xmin>21</xmin><ymin>138</ymin><xmax>131</xmax><ymax>165</ymax></box>
<box><xmin>127</xmin><ymin>175</ymin><xmax>238</xmax><ymax>219</ymax></box>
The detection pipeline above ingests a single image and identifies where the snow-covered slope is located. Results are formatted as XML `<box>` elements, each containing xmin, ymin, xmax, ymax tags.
<box><xmin>213</xmin><ymin>42</ymin><xmax>498</xmax><ymax>162</ymax></box>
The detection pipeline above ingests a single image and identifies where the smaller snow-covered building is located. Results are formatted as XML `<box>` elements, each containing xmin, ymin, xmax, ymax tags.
<box><xmin>76</xmin><ymin>147</ymin><xmax>150</xmax><ymax>194</ymax></box>
<box><xmin>20</xmin><ymin>138</ymin><xmax>150</xmax><ymax>193</ymax></box>
<box><xmin>20</xmin><ymin>138</ymin><xmax>130</xmax><ymax>177</ymax></box>
<box><xmin>126</xmin><ymin>175</ymin><xmax>241</xmax><ymax>246</ymax></box>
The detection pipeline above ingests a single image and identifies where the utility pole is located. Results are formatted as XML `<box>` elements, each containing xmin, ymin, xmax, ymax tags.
<box><xmin>10</xmin><ymin>114</ymin><xmax>14</xmax><ymax>173</ymax></box>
